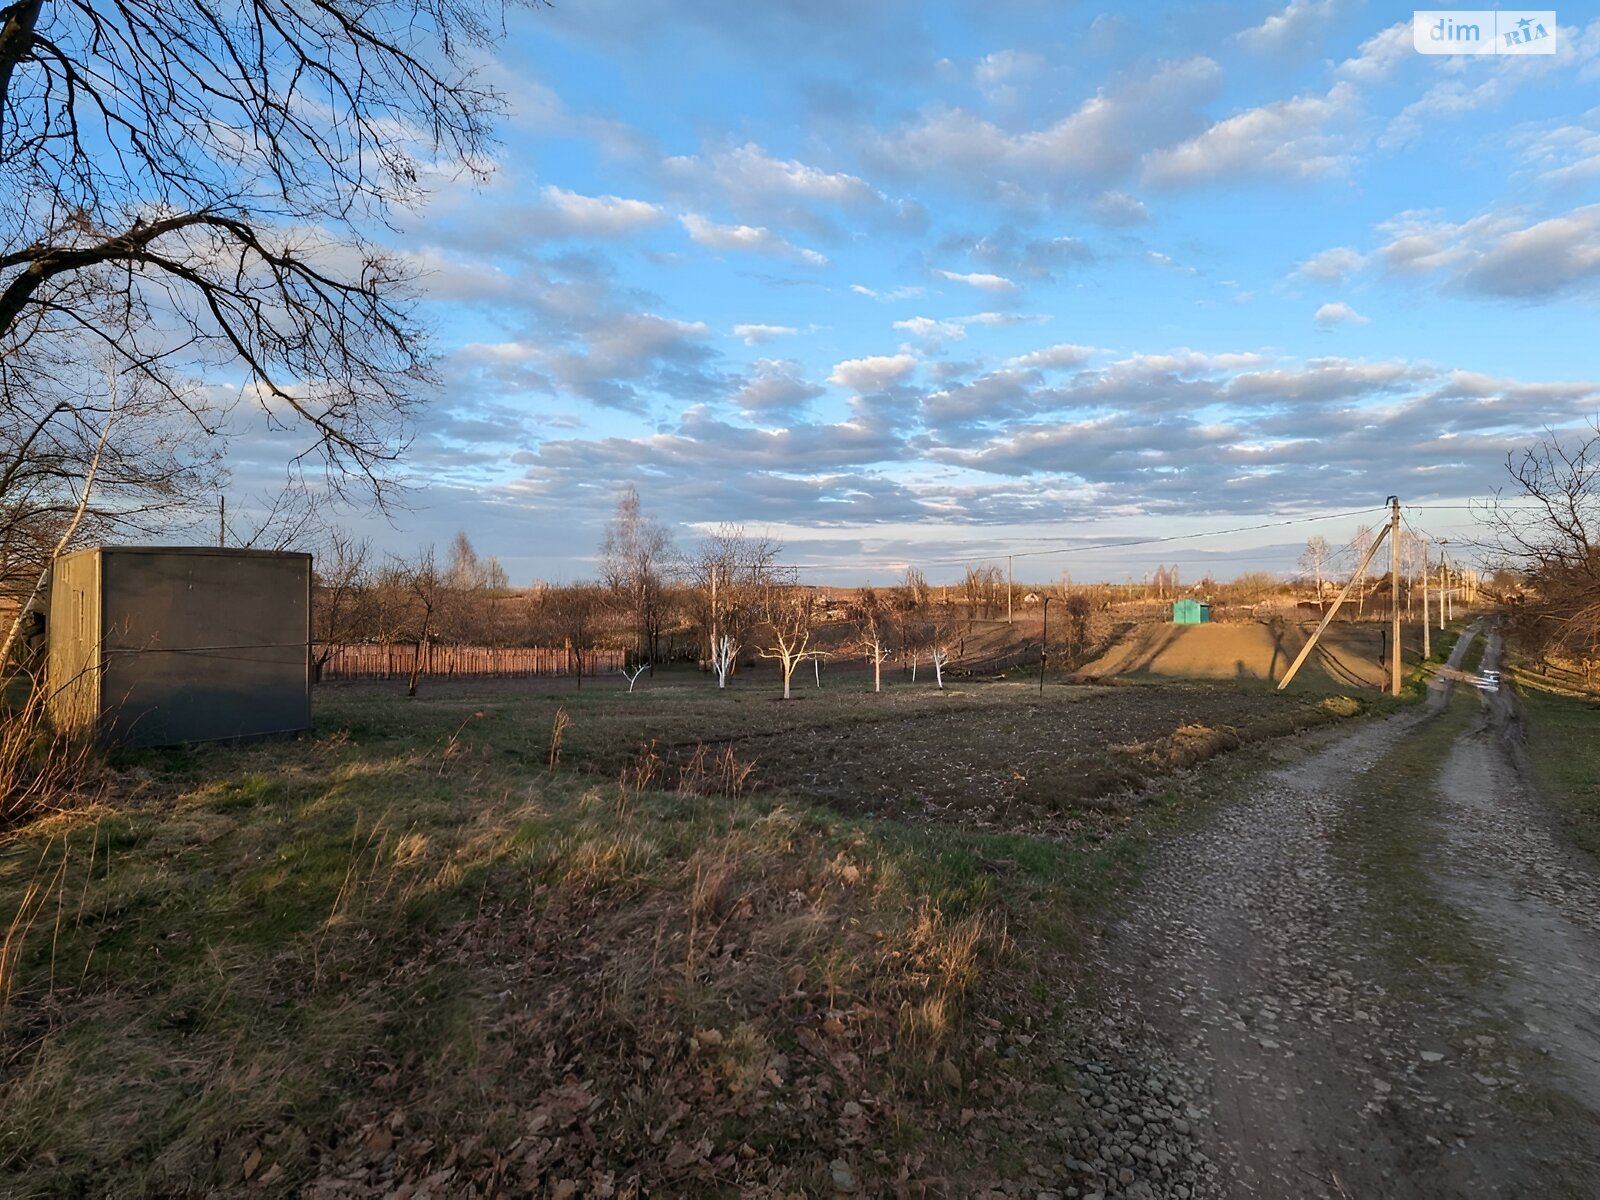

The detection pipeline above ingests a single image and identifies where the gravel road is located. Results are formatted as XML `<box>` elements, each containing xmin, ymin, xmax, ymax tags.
<box><xmin>1059</xmin><ymin>624</ymin><xmax>1600</xmax><ymax>1199</ymax></box>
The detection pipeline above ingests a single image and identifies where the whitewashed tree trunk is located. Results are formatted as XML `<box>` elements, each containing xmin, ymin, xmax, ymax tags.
<box><xmin>623</xmin><ymin>662</ymin><xmax>650</xmax><ymax>693</ymax></box>
<box><xmin>932</xmin><ymin>645</ymin><xmax>950</xmax><ymax>689</ymax></box>
<box><xmin>712</xmin><ymin>635</ymin><xmax>738</xmax><ymax>688</ymax></box>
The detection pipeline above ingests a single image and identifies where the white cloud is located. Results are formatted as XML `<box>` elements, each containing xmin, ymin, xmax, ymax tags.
<box><xmin>531</xmin><ymin>186</ymin><xmax>666</xmax><ymax>237</ymax></box>
<box><xmin>1091</xmin><ymin>190</ymin><xmax>1151</xmax><ymax>225</ymax></box>
<box><xmin>1237</xmin><ymin>0</ymin><xmax>1341</xmax><ymax>54</ymax></box>
<box><xmin>1293</xmin><ymin>246</ymin><xmax>1367</xmax><ymax>284</ymax></box>
<box><xmin>974</xmin><ymin>49</ymin><xmax>1044</xmax><ymax>102</ymax></box>
<box><xmin>679</xmin><ymin>213</ymin><xmax>829</xmax><ymax>264</ymax></box>
<box><xmin>1009</xmin><ymin>343</ymin><xmax>1096</xmax><ymax>370</ymax></box>
<box><xmin>1144</xmin><ymin>83</ymin><xmax>1356</xmax><ymax>186</ymax></box>
<box><xmin>733</xmin><ymin>323</ymin><xmax>799</xmax><ymax>345</ymax></box>
<box><xmin>867</xmin><ymin>57</ymin><xmax>1226</xmax><ymax>194</ymax></box>
<box><xmin>894</xmin><ymin>316</ymin><xmax>968</xmax><ymax>341</ymax></box>
<box><xmin>1375</xmin><ymin>204</ymin><xmax>1600</xmax><ymax>298</ymax></box>
<box><xmin>733</xmin><ymin>359</ymin><xmax>825</xmax><ymax>415</ymax></box>
<box><xmin>829</xmin><ymin>353</ymin><xmax>918</xmax><ymax>392</ymax></box>
<box><xmin>1518</xmin><ymin>114</ymin><xmax>1600</xmax><ymax>186</ymax></box>
<box><xmin>1335</xmin><ymin>21</ymin><xmax>1412</xmax><ymax>82</ymax></box>
<box><xmin>851</xmin><ymin>283</ymin><xmax>926</xmax><ymax>301</ymax></box>
<box><xmin>665</xmin><ymin>142</ymin><xmax>886</xmax><ymax>212</ymax></box>
<box><xmin>1313</xmin><ymin>301</ymin><xmax>1370</xmax><ymax>326</ymax></box>
<box><xmin>934</xmin><ymin>268</ymin><xmax>1018</xmax><ymax>293</ymax></box>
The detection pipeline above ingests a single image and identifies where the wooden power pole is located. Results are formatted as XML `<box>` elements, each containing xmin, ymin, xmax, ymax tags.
<box><xmin>1389</xmin><ymin>496</ymin><xmax>1401</xmax><ymax>696</ymax></box>
<box><xmin>1007</xmin><ymin>555</ymin><xmax>1014</xmax><ymax>625</ymax></box>
<box><xmin>1278</xmin><ymin>512</ymin><xmax>1395</xmax><ymax>692</ymax></box>
<box><xmin>1421</xmin><ymin>539</ymin><xmax>1431</xmax><ymax>660</ymax></box>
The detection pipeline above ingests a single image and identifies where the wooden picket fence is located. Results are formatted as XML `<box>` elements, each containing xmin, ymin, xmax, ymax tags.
<box><xmin>315</xmin><ymin>643</ymin><xmax>625</xmax><ymax>681</ymax></box>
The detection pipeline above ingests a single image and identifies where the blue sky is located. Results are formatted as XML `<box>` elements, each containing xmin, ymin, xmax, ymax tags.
<box><xmin>241</xmin><ymin>1</ymin><xmax>1600</xmax><ymax>584</ymax></box>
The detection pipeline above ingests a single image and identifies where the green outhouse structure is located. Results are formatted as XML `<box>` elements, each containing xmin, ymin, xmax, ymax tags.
<box><xmin>1172</xmin><ymin>598</ymin><xmax>1211</xmax><ymax>624</ymax></box>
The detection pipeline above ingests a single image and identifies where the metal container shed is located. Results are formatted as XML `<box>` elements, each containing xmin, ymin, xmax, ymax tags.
<box><xmin>1172</xmin><ymin>598</ymin><xmax>1211</xmax><ymax>625</ymax></box>
<box><xmin>47</xmin><ymin>546</ymin><xmax>312</xmax><ymax>747</ymax></box>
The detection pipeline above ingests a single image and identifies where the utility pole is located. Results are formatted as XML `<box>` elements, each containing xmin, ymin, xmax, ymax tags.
<box><xmin>1039</xmin><ymin>596</ymin><xmax>1050</xmax><ymax>695</ymax></box>
<box><xmin>1278</xmin><ymin>517</ymin><xmax>1393</xmax><ymax>691</ymax></box>
<box><xmin>1389</xmin><ymin>496</ymin><xmax>1401</xmax><ymax>696</ymax></box>
<box><xmin>1421</xmin><ymin>539</ymin><xmax>1431</xmax><ymax>660</ymax></box>
<box><xmin>1438</xmin><ymin>541</ymin><xmax>1450</xmax><ymax>628</ymax></box>
<box><xmin>1007</xmin><ymin>555</ymin><xmax>1014</xmax><ymax>625</ymax></box>
<box><xmin>218</xmin><ymin>495</ymin><xmax>226</xmax><ymax>547</ymax></box>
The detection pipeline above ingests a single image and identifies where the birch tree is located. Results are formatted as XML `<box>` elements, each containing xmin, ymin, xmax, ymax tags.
<box><xmin>601</xmin><ymin>486</ymin><xmax>674</xmax><ymax>666</ymax></box>
<box><xmin>1299</xmin><ymin>536</ymin><xmax>1331</xmax><ymax>610</ymax></box>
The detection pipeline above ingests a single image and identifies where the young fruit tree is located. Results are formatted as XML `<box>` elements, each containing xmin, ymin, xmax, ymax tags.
<box><xmin>759</xmin><ymin>589</ymin><xmax>814</xmax><ymax>701</ymax></box>
<box><xmin>710</xmin><ymin>634</ymin><xmax>739</xmax><ymax>689</ymax></box>
<box><xmin>928</xmin><ymin>603</ymin><xmax>958</xmax><ymax>689</ymax></box>
<box><xmin>681</xmin><ymin>525</ymin><xmax>780</xmax><ymax>681</ymax></box>
<box><xmin>849</xmin><ymin>587</ymin><xmax>897</xmax><ymax>693</ymax></box>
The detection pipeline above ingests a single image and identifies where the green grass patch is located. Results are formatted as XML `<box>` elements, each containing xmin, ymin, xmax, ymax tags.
<box><xmin>1518</xmin><ymin>684</ymin><xmax>1600</xmax><ymax>860</ymax></box>
<box><xmin>1331</xmin><ymin>689</ymin><xmax>1494</xmax><ymax>985</ymax></box>
<box><xmin>0</xmin><ymin>676</ymin><xmax>1372</xmax><ymax>1197</ymax></box>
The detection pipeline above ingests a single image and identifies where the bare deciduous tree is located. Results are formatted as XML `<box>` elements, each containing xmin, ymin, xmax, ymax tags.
<box><xmin>1477</xmin><ymin>421</ymin><xmax>1600</xmax><ymax>669</ymax></box>
<box><xmin>681</xmin><ymin>525</ymin><xmax>779</xmax><ymax>677</ymax></box>
<box><xmin>760</xmin><ymin>589</ymin><xmax>814</xmax><ymax>701</ymax></box>
<box><xmin>397</xmin><ymin>546</ymin><xmax>441</xmax><ymax>698</ymax></box>
<box><xmin>311</xmin><ymin>531</ymin><xmax>373</xmax><ymax>681</ymax></box>
<box><xmin>849</xmin><ymin>586</ymin><xmax>896</xmax><ymax>693</ymax></box>
<box><xmin>601</xmin><ymin>486</ymin><xmax>674</xmax><ymax>667</ymax></box>
<box><xmin>0</xmin><ymin>0</ymin><xmax>524</xmax><ymax>581</ymax></box>
<box><xmin>1299</xmin><ymin>536</ymin><xmax>1331</xmax><ymax>610</ymax></box>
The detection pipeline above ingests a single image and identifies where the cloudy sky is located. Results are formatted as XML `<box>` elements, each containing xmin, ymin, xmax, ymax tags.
<box><xmin>240</xmin><ymin>1</ymin><xmax>1600</xmax><ymax>584</ymax></box>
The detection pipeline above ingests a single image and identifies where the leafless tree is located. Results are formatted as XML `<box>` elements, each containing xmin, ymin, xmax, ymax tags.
<box><xmin>1477</xmin><ymin>421</ymin><xmax>1600</xmax><ymax>668</ymax></box>
<box><xmin>544</xmin><ymin>583</ymin><xmax>606</xmax><ymax>687</ymax></box>
<box><xmin>962</xmin><ymin>564</ymin><xmax>1005</xmax><ymax>618</ymax></box>
<box><xmin>1299</xmin><ymin>536</ymin><xmax>1331</xmax><ymax>610</ymax></box>
<box><xmin>680</xmin><ymin>524</ymin><xmax>779</xmax><ymax>675</ymax></box>
<box><xmin>601</xmin><ymin>486</ymin><xmax>674</xmax><ymax>667</ymax></box>
<box><xmin>396</xmin><ymin>546</ymin><xmax>441</xmax><ymax>697</ymax></box>
<box><xmin>849</xmin><ymin>586</ymin><xmax>896</xmax><ymax>693</ymax></box>
<box><xmin>0</xmin><ymin>0</ymin><xmax>525</xmax><ymax>582</ymax></box>
<box><xmin>760</xmin><ymin>588</ymin><xmax>814</xmax><ymax>700</ymax></box>
<box><xmin>709</xmin><ymin>633</ymin><xmax>738</xmax><ymax>689</ymax></box>
<box><xmin>311</xmin><ymin>530</ymin><xmax>373</xmax><ymax>681</ymax></box>
<box><xmin>1346</xmin><ymin>525</ymin><xmax>1375</xmax><ymax>615</ymax></box>
<box><xmin>927</xmin><ymin>601</ymin><xmax>958</xmax><ymax>689</ymax></box>
<box><xmin>898</xmin><ymin>565</ymin><xmax>931</xmax><ymax>610</ymax></box>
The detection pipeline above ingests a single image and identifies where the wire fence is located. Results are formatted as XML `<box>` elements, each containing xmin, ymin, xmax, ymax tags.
<box><xmin>315</xmin><ymin>643</ymin><xmax>626</xmax><ymax>681</ymax></box>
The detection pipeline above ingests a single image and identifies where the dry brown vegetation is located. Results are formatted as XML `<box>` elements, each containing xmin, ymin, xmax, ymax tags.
<box><xmin>0</xmin><ymin>676</ymin><xmax>1373</xmax><ymax>1196</ymax></box>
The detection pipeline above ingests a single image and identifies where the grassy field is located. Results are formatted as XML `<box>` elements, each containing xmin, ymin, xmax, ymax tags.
<box><xmin>1</xmin><ymin>675</ymin><xmax>1369</xmax><ymax>1197</ymax></box>
<box><xmin>1517</xmin><ymin>684</ymin><xmax>1600</xmax><ymax>860</ymax></box>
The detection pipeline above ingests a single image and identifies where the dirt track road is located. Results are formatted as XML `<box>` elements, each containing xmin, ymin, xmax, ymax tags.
<box><xmin>1074</xmin><ymin>624</ymin><xmax>1600</xmax><ymax>1199</ymax></box>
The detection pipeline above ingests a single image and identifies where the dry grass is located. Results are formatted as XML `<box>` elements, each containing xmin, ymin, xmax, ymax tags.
<box><xmin>0</xmin><ymin>676</ymin><xmax>1371</xmax><ymax>1196</ymax></box>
